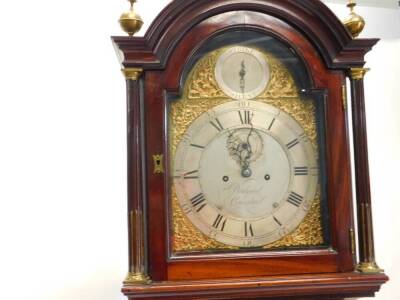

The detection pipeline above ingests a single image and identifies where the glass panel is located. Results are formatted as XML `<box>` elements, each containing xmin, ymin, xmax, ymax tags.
<box><xmin>168</xmin><ymin>30</ymin><xmax>329</xmax><ymax>254</ymax></box>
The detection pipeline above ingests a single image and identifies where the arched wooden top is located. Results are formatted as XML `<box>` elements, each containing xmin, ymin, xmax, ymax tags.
<box><xmin>112</xmin><ymin>0</ymin><xmax>378</xmax><ymax>70</ymax></box>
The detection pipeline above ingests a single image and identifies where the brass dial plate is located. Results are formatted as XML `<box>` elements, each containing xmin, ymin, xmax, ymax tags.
<box><xmin>169</xmin><ymin>47</ymin><xmax>324</xmax><ymax>253</ymax></box>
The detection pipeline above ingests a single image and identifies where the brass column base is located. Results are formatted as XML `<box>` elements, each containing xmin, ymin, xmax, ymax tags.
<box><xmin>357</xmin><ymin>262</ymin><xmax>384</xmax><ymax>274</ymax></box>
<box><xmin>124</xmin><ymin>272</ymin><xmax>152</xmax><ymax>285</ymax></box>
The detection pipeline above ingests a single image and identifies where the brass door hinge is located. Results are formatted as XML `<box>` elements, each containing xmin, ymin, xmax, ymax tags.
<box><xmin>350</xmin><ymin>228</ymin><xmax>356</xmax><ymax>256</ymax></box>
<box><xmin>342</xmin><ymin>84</ymin><xmax>348</xmax><ymax>111</ymax></box>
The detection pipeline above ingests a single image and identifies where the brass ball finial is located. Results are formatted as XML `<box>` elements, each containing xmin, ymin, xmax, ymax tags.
<box><xmin>343</xmin><ymin>0</ymin><xmax>365</xmax><ymax>38</ymax></box>
<box><xmin>119</xmin><ymin>0</ymin><xmax>143</xmax><ymax>37</ymax></box>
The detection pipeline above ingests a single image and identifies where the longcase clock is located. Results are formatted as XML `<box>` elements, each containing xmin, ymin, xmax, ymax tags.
<box><xmin>112</xmin><ymin>0</ymin><xmax>388</xmax><ymax>299</ymax></box>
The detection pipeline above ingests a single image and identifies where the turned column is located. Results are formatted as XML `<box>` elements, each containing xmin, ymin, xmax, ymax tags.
<box><xmin>348</xmin><ymin>68</ymin><xmax>383</xmax><ymax>274</ymax></box>
<box><xmin>122</xmin><ymin>68</ymin><xmax>151</xmax><ymax>284</ymax></box>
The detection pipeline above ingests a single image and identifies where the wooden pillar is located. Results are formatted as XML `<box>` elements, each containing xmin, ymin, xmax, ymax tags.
<box><xmin>348</xmin><ymin>68</ymin><xmax>383</xmax><ymax>274</ymax></box>
<box><xmin>122</xmin><ymin>68</ymin><xmax>151</xmax><ymax>284</ymax></box>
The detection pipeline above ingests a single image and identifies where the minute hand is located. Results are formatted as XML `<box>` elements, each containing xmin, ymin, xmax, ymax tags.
<box><xmin>242</xmin><ymin>124</ymin><xmax>254</xmax><ymax>166</ymax></box>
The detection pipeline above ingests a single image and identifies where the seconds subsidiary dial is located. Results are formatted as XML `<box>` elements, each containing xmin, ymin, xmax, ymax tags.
<box><xmin>173</xmin><ymin>101</ymin><xmax>318</xmax><ymax>247</ymax></box>
<box><xmin>215</xmin><ymin>46</ymin><xmax>270</xmax><ymax>100</ymax></box>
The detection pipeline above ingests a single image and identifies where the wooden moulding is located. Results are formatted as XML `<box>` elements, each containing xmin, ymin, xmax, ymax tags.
<box><xmin>112</xmin><ymin>0</ymin><xmax>379</xmax><ymax>70</ymax></box>
<box><xmin>122</xmin><ymin>272</ymin><xmax>388</xmax><ymax>300</ymax></box>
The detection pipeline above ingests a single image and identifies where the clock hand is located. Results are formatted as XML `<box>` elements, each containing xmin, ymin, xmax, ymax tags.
<box><xmin>227</xmin><ymin>131</ymin><xmax>243</xmax><ymax>161</ymax></box>
<box><xmin>243</xmin><ymin>115</ymin><xmax>255</xmax><ymax>163</ymax></box>
<box><xmin>245</xmin><ymin>123</ymin><xmax>254</xmax><ymax>158</ymax></box>
<box><xmin>241</xmin><ymin>124</ymin><xmax>254</xmax><ymax>178</ymax></box>
<box><xmin>227</xmin><ymin>119</ymin><xmax>260</xmax><ymax>178</ymax></box>
<box><xmin>239</xmin><ymin>60</ymin><xmax>246</xmax><ymax>94</ymax></box>
<box><xmin>227</xmin><ymin>131</ymin><xmax>251</xmax><ymax>174</ymax></box>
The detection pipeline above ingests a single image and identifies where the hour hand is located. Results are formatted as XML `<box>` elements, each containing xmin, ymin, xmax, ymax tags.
<box><xmin>239</xmin><ymin>142</ymin><xmax>253</xmax><ymax>178</ymax></box>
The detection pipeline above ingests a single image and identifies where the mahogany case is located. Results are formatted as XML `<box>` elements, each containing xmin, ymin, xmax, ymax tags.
<box><xmin>112</xmin><ymin>1</ymin><xmax>388</xmax><ymax>299</ymax></box>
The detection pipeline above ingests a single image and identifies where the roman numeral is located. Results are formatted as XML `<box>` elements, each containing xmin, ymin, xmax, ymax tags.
<box><xmin>212</xmin><ymin>214</ymin><xmax>227</xmax><ymax>231</ymax></box>
<box><xmin>190</xmin><ymin>144</ymin><xmax>205</xmax><ymax>149</ymax></box>
<box><xmin>184</xmin><ymin>170</ymin><xmax>199</xmax><ymax>179</ymax></box>
<box><xmin>238</xmin><ymin>110</ymin><xmax>252</xmax><ymax>125</ymax></box>
<box><xmin>190</xmin><ymin>193</ymin><xmax>206</xmax><ymax>212</ymax></box>
<box><xmin>287</xmin><ymin>192</ymin><xmax>304</xmax><ymax>207</ymax></box>
<box><xmin>181</xmin><ymin>203</ymin><xmax>192</xmax><ymax>214</ymax></box>
<box><xmin>286</xmin><ymin>138</ymin><xmax>300</xmax><ymax>149</ymax></box>
<box><xmin>273</xmin><ymin>216</ymin><xmax>282</xmax><ymax>226</ymax></box>
<box><xmin>267</xmin><ymin>118</ymin><xmax>276</xmax><ymax>131</ymax></box>
<box><xmin>210</xmin><ymin>118</ymin><xmax>224</xmax><ymax>132</ymax></box>
<box><xmin>294</xmin><ymin>167</ymin><xmax>309</xmax><ymax>176</ymax></box>
<box><xmin>244</xmin><ymin>222</ymin><xmax>254</xmax><ymax>237</ymax></box>
<box><xmin>181</xmin><ymin>133</ymin><xmax>192</xmax><ymax>144</ymax></box>
<box><xmin>310</xmin><ymin>166</ymin><xmax>319</xmax><ymax>176</ymax></box>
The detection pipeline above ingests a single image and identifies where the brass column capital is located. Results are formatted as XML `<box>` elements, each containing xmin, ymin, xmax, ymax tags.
<box><xmin>122</xmin><ymin>67</ymin><xmax>144</xmax><ymax>81</ymax></box>
<box><xmin>349</xmin><ymin>68</ymin><xmax>370</xmax><ymax>80</ymax></box>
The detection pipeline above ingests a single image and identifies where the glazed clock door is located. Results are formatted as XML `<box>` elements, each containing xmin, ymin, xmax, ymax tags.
<box><xmin>142</xmin><ymin>28</ymin><xmax>352</xmax><ymax>282</ymax></box>
<box><xmin>144</xmin><ymin>14</ymin><xmax>354</xmax><ymax>283</ymax></box>
<box><xmin>167</xmin><ymin>30</ymin><xmax>329</xmax><ymax>259</ymax></box>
